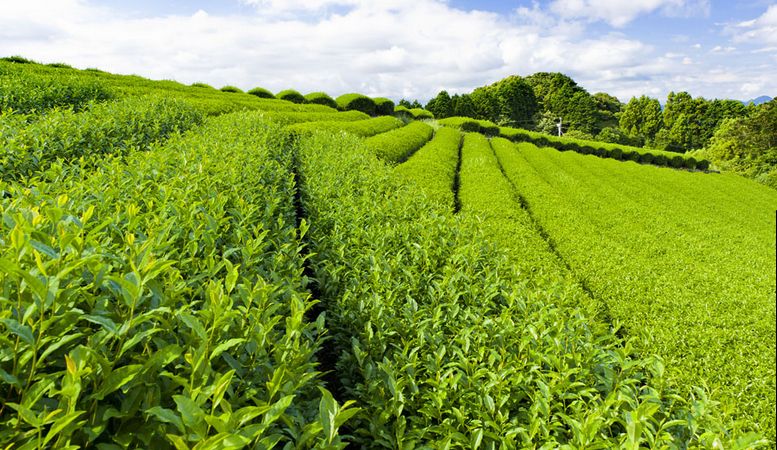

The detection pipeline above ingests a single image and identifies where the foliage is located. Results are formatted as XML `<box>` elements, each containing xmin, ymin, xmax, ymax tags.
<box><xmin>1</xmin><ymin>69</ymin><xmax>115</xmax><ymax>114</ymax></box>
<box><xmin>277</xmin><ymin>89</ymin><xmax>306</xmax><ymax>104</ymax></box>
<box><xmin>247</xmin><ymin>87</ymin><xmax>276</xmax><ymax>99</ymax></box>
<box><xmin>0</xmin><ymin>55</ymin><xmax>38</xmax><ymax>64</ymax></box>
<box><xmin>261</xmin><ymin>110</ymin><xmax>369</xmax><ymax>125</ymax></box>
<box><xmin>498</xmin><ymin>125</ymin><xmax>707</xmax><ymax>169</ymax></box>
<box><xmin>304</xmin><ymin>92</ymin><xmax>337</xmax><ymax>109</ymax></box>
<box><xmin>336</xmin><ymin>93</ymin><xmax>377</xmax><ymax>116</ymax></box>
<box><xmin>524</xmin><ymin>72</ymin><xmax>597</xmax><ymax>134</ymax></box>
<box><xmin>394</xmin><ymin>106</ymin><xmax>434</xmax><ymax>120</ymax></box>
<box><xmin>372</xmin><ymin>97</ymin><xmax>395</xmax><ymax>116</ymax></box>
<box><xmin>424</xmin><ymin>90</ymin><xmax>453</xmax><ymax>119</ymax></box>
<box><xmin>394</xmin><ymin>127</ymin><xmax>461</xmax><ymax>211</ymax></box>
<box><xmin>438</xmin><ymin>116</ymin><xmax>499</xmax><ymax>136</ymax></box>
<box><xmin>397</xmin><ymin>99</ymin><xmax>422</xmax><ymax>109</ymax></box>
<box><xmin>619</xmin><ymin>95</ymin><xmax>663</xmax><ymax>145</ymax></box>
<box><xmin>495</xmin><ymin>141</ymin><xmax>777</xmax><ymax>442</ymax></box>
<box><xmin>286</xmin><ymin>116</ymin><xmax>403</xmax><ymax>137</ymax></box>
<box><xmin>0</xmin><ymin>96</ymin><xmax>203</xmax><ymax>181</ymax></box>
<box><xmin>700</xmin><ymin>99</ymin><xmax>777</xmax><ymax>188</ymax></box>
<box><xmin>0</xmin><ymin>111</ymin><xmax>358</xmax><ymax>448</ymax></box>
<box><xmin>190</xmin><ymin>82</ymin><xmax>215</xmax><ymax>89</ymax></box>
<box><xmin>295</xmin><ymin>128</ymin><xmax>748</xmax><ymax>448</ymax></box>
<box><xmin>219</xmin><ymin>85</ymin><xmax>243</xmax><ymax>93</ymax></box>
<box><xmin>363</xmin><ymin>121</ymin><xmax>434</xmax><ymax>163</ymax></box>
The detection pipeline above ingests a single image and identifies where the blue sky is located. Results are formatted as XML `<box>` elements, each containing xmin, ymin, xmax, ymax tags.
<box><xmin>2</xmin><ymin>0</ymin><xmax>775</xmax><ymax>102</ymax></box>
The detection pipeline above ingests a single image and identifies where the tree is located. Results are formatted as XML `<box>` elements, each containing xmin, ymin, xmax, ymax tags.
<box><xmin>452</xmin><ymin>94</ymin><xmax>476</xmax><ymax>117</ymax></box>
<box><xmin>524</xmin><ymin>72</ymin><xmax>597</xmax><ymax>134</ymax></box>
<box><xmin>619</xmin><ymin>95</ymin><xmax>663</xmax><ymax>145</ymax></box>
<box><xmin>593</xmin><ymin>92</ymin><xmax>623</xmax><ymax>130</ymax></box>
<box><xmin>425</xmin><ymin>90</ymin><xmax>453</xmax><ymax>119</ymax></box>
<box><xmin>702</xmin><ymin>99</ymin><xmax>777</xmax><ymax>187</ymax></box>
<box><xmin>398</xmin><ymin>99</ymin><xmax>422</xmax><ymax>109</ymax></box>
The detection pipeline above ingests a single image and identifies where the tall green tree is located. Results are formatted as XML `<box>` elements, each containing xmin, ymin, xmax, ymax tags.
<box><xmin>425</xmin><ymin>90</ymin><xmax>453</xmax><ymax>119</ymax></box>
<box><xmin>619</xmin><ymin>95</ymin><xmax>663</xmax><ymax>145</ymax></box>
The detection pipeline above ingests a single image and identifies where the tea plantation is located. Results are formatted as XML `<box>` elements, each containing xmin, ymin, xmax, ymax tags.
<box><xmin>1</xmin><ymin>59</ymin><xmax>775</xmax><ymax>448</ymax></box>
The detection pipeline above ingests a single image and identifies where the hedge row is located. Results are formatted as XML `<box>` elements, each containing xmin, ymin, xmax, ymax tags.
<box><xmin>394</xmin><ymin>126</ymin><xmax>461</xmax><ymax>211</ymax></box>
<box><xmin>499</xmin><ymin>126</ymin><xmax>710</xmax><ymax>170</ymax></box>
<box><xmin>363</xmin><ymin>121</ymin><xmax>434</xmax><ymax>163</ymax></box>
<box><xmin>438</xmin><ymin>116</ymin><xmax>499</xmax><ymax>136</ymax></box>
<box><xmin>0</xmin><ymin>95</ymin><xmax>203</xmax><ymax>181</ymax></box>
<box><xmin>394</xmin><ymin>106</ymin><xmax>434</xmax><ymax>120</ymax></box>
<box><xmin>285</xmin><ymin>116</ymin><xmax>404</xmax><ymax>137</ymax></box>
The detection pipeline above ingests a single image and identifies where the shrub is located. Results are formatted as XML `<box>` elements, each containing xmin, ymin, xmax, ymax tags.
<box><xmin>373</xmin><ymin>97</ymin><xmax>396</xmax><ymax>116</ymax></box>
<box><xmin>304</xmin><ymin>92</ymin><xmax>337</xmax><ymax>108</ymax></box>
<box><xmin>409</xmin><ymin>108</ymin><xmax>434</xmax><ymax>120</ymax></box>
<box><xmin>608</xmin><ymin>147</ymin><xmax>623</xmax><ymax>160</ymax></box>
<box><xmin>652</xmin><ymin>153</ymin><xmax>668</xmax><ymax>166</ymax></box>
<box><xmin>669</xmin><ymin>154</ymin><xmax>685</xmax><ymax>168</ymax></box>
<box><xmin>277</xmin><ymin>89</ymin><xmax>306</xmax><ymax>104</ymax></box>
<box><xmin>696</xmin><ymin>159</ymin><xmax>710</xmax><ymax>170</ymax></box>
<box><xmin>639</xmin><ymin>152</ymin><xmax>655</xmax><ymax>164</ymax></box>
<box><xmin>46</xmin><ymin>62</ymin><xmax>73</xmax><ymax>69</ymax></box>
<box><xmin>220</xmin><ymin>85</ymin><xmax>243</xmax><ymax>93</ymax></box>
<box><xmin>363</xmin><ymin>121</ymin><xmax>434</xmax><ymax>163</ymax></box>
<box><xmin>247</xmin><ymin>87</ymin><xmax>276</xmax><ymax>98</ymax></box>
<box><xmin>191</xmin><ymin>82</ymin><xmax>215</xmax><ymax>89</ymax></box>
<box><xmin>684</xmin><ymin>156</ymin><xmax>698</xmax><ymax>170</ymax></box>
<box><xmin>336</xmin><ymin>93</ymin><xmax>377</xmax><ymax>115</ymax></box>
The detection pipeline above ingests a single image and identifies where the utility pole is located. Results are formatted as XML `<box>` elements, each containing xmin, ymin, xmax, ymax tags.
<box><xmin>556</xmin><ymin>117</ymin><xmax>563</xmax><ymax>136</ymax></box>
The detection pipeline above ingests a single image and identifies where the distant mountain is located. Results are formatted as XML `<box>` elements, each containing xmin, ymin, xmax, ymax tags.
<box><xmin>743</xmin><ymin>95</ymin><xmax>772</xmax><ymax>105</ymax></box>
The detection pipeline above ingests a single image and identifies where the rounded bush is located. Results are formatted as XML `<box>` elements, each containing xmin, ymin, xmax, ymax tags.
<box><xmin>373</xmin><ymin>97</ymin><xmax>396</xmax><ymax>116</ymax></box>
<box><xmin>669</xmin><ymin>155</ymin><xmax>685</xmax><ymax>168</ymax></box>
<box><xmin>410</xmin><ymin>108</ymin><xmax>434</xmax><ymax>120</ymax></box>
<box><xmin>593</xmin><ymin>147</ymin><xmax>606</xmax><ymax>157</ymax></box>
<box><xmin>304</xmin><ymin>92</ymin><xmax>337</xmax><ymax>108</ymax></box>
<box><xmin>248</xmin><ymin>87</ymin><xmax>276</xmax><ymax>99</ymax></box>
<box><xmin>277</xmin><ymin>89</ymin><xmax>306</xmax><ymax>104</ymax></box>
<box><xmin>684</xmin><ymin>156</ymin><xmax>698</xmax><ymax>170</ymax></box>
<box><xmin>639</xmin><ymin>152</ymin><xmax>654</xmax><ymax>164</ymax></box>
<box><xmin>696</xmin><ymin>159</ymin><xmax>710</xmax><ymax>170</ymax></box>
<box><xmin>191</xmin><ymin>82</ymin><xmax>215</xmax><ymax>89</ymax></box>
<box><xmin>336</xmin><ymin>93</ymin><xmax>377</xmax><ymax>116</ymax></box>
<box><xmin>652</xmin><ymin>153</ymin><xmax>668</xmax><ymax>166</ymax></box>
<box><xmin>609</xmin><ymin>147</ymin><xmax>623</xmax><ymax>160</ymax></box>
<box><xmin>626</xmin><ymin>151</ymin><xmax>641</xmax><ymax>162</ymax></box>
<box><xmin>220</xmin><ymin>85</ymin><xmax>243</xmax><ymax>93</ymax></box>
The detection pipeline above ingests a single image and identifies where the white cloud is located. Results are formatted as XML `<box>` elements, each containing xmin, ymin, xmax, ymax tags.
<box><xmin>0</xmin><ymin>0</ymin><xmax>772</xmax><ymax>103</ymax></box>
<box><xmin>730</xmin><ymin>4</ymin><xmax>777</xmax><ymax>45</ymax></box>
<box><xmin>548</xmin><ymin>0</ymin><xmax>710</xmax><ymax>27</ymax></box>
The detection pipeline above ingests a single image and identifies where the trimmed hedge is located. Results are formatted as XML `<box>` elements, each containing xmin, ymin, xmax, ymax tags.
<box><xmin>261</xmin><ymin>110</ymin><xmax>369</xmax><ymax>125</ymax></box>
<box><xmin>394</xmin><ymin>126</ymin><xmax>461</xmax><ymax>211</ymax></box>
<box><xmin>336</xmin><ymin>93</ymin><xmax>377</xmax><ymax>116</ymax></box>
<box><xmin>247</xmin><ymin>87</ymin><xmax>276</xmax><ymax>98</ymax></box>
<box><xmin>191</xmin><ymin>82</ymin><xmax>215</xmax><ymax>89</ymax></box>
<box><xmin>373</xmin><ymin>97</ymin><xmax>395</xmax><ymax>116</ymax></box>
<box><xmin>219</xmin><ymin>85</ymin><xmax>243</xmax><ymax>93</ymax></box>
<box><xmin>304</xmin><ymin>92</ymin><xmax>337</xmax><ymax>109</ymax></box>
<box><xmin>395</xmin><ymin>106</ymin><xmax>435</xmax><ymax>120</ymax></box>
<box><xmin>499</xmin><ymin>126</ymin><xmax>712</xmax><ymax>170</ymax></box>
<box><xmin>363</xmin><ymin>121</ymin><xmax>435</xmax><ymax>163</ymax></box>
<box><xmin>285</xmin><ymin>116</ymin><xmax>403</xmax><ymax>137</ymax></box>
<box><xmin>277</xmin><ymin>89</ymin><xmax>306</xmax><ymax>104</ymax></box>
<box><xmin>438</xmin><ymin>116</ymin><xmax>498</xmax><ymax>136</ymax></box>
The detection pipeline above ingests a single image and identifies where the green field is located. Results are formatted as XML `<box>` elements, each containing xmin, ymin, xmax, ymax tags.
<box><xmin>1</xmin><ymin>59</ymin><xmax>775</xmax><ymax>448</ymax></box>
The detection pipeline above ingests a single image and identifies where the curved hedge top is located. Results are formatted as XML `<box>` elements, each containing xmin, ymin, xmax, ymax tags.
<box><xmin>373</xmin><ymin>97</ymin><xmax>395</xmax><ymax>116</ymax></box>
<box><xmin>277</xmin><ymin>89</ymin><xmax>306</xmax><ymax>104</ymax></box>
<box><xmin>247</xmin><ymin>87</ymin><xmax>275</xmax><ymax>99</ymax></box>
<box><xmin>219</xmin><ymin>85</ymin><xmax>243</xmax><ymax>93</ymax></box>
<box><xmin>191</xmin><ymin>82</ymin><xmax>215</xmax><ymax>89</ymax></box>
<box><xmin>304</xmin><ymin>92</ymin><xmax>337</xmax><ymax>109</ymax></box>
<box><xmin>395</xmin><ymin>105</ymin><xmax>435</xmax><ymax>120</ymax></box>
<box><xmin>336</xmin><ymin>93</ymin><xmax>377</xmax><ymax>116</ymax></box>
<box><xmin>438</xmin><ymin>116</ymin><xmax>497</xmax><ymax>135</ymax></box>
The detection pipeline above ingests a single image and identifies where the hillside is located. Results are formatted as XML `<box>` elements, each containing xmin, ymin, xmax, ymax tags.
<box><xmin>0</xmin><ymin>59</ymin><xmax>775</xmax><ymax>448</ymax></box>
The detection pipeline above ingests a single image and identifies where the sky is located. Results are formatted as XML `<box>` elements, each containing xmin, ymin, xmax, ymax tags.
<box><xmin>1</xmin><ymin>0</ymin><xmax>775</xmax><ymax>103</ymax></box>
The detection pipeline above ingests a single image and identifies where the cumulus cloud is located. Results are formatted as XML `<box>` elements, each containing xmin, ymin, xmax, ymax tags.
<box><xmin>0</xmin><ymin>0</ymin><xmax>772</xmax><ymax>102</ymax></box>
<box><xmin>730</xmin><ymin>4</ymin><xmax>777</xmax><ymax>45</ymax></box>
